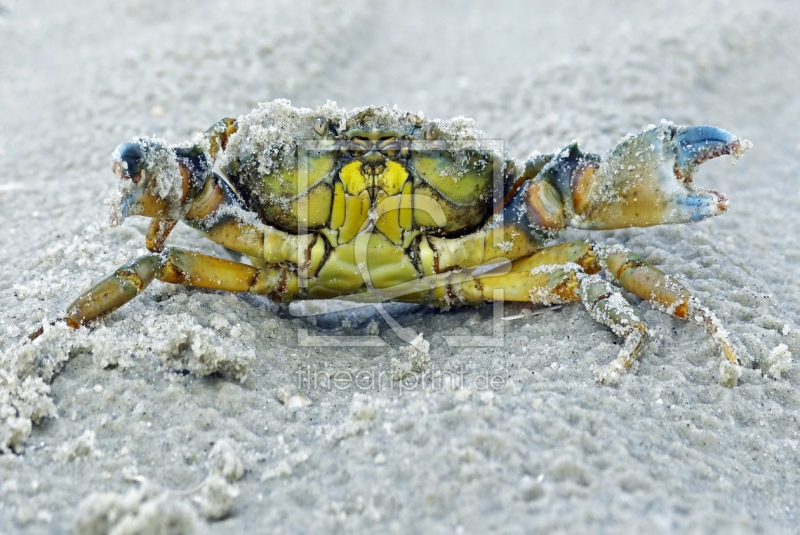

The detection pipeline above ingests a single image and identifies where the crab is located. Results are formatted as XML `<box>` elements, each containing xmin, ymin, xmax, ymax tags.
<box><xmin>59</xmin><ymin>100</ymin><xmax>750</xmax><ymax>383</ymax></box>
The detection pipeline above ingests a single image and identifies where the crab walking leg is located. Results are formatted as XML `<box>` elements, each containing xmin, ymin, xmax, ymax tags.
<box><xmin>595</xmin><ymin>245</ymin><xmax>738</xmax><ymax>365</ymax></box>
<box><xmin>508</xmin><ymin>240</ymin><xmax>600</xmax><ymax>275</ymax></box>
<box><xmin>424</xmin><ymin>241</ymin><xmax>646</xmax><ymax>382</ymax></box>
<box><xmin>457</xmin><ymin>259</ymin><xmax>648</xmax><ymax>384</ymax></box>
<box><xmin>574</xmin><ymin>273</ymin><xmax>650</xmax><ymax>384</ymax></box>
<box><xmin>434</xmin><ymin>240</ymin><xmax>601</xmax><ymax>303</ymax></box>
<box><xmin>65</xmin><ymin>248</ymin><xmax>293</xmax><ymax>327</ymax></box>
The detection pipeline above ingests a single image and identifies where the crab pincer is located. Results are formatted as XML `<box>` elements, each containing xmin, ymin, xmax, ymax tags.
<box><xmin>562</xmin><ymin>123</ymin><xmax>750</xmax><ymax>230</ymax></box>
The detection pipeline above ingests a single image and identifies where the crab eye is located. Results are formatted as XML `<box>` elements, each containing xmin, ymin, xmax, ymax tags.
<box><xmin>376</xmin><ymin>138</ymin><xmax>401</xmax><ymax>159</ymax></box>
<box><xmin>113</xmin><ymin>142</ymin><xmax>145</xmax><ymax>183</ymax></box>
<box><xmin>313</xmin><ymin>116</ymin><xmax>329</xmax><ymax>136</ymax></box>
<box><xmin>349</xmin><ymin>137</ymin><xmax>371</xmax><ymax>158</ymax></box>
<box><xmin>422</xmin><ymin>122</ymin><xmax>440</xmax><ymax>141</ymax></box>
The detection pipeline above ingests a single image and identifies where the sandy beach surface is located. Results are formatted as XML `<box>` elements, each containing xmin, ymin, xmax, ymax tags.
<box><xmin>2</xmin><ymin>1</ymin><xmax>800</xmax><ymax>533</ymax></box>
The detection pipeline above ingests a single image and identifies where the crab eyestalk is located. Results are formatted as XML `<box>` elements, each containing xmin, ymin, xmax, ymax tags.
<box><xmin>541</xmin><ymin>124</ymin><xmax>750</xmax><ymax>230</ymax></box>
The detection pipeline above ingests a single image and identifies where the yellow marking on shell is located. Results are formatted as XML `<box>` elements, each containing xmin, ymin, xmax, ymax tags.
<box><xmin>331</xmin><ymin>181</ymin><xmax>346</xmax><ymax>229</ymax></box>
<box><xmin>399</xmin><ymin>181</ymin><xmax>413</xmax><ymax>229</ymax></box>
<box><xmin>339</xmin><ymin>160</ymin><xmax>408</xmax><ymax>196</ymax></box>
<box><xmin>408</xmin><ymin>149</ymin><xmax>492</xmax><ymax>233</ymax></box>
<box><xmin>338</xmin><ymin>191</ymin><xmax>370</xmax><ymax>244</ymax></box>
<box><xmin>340</xmin><ymin>161</ymin><xmax>367</xmax><ymax>195</ymax></box>
<box><xmin>375</xmin><ymin>194</ymin><xmax>403</xmax><ymax>244</ymax></box>
<box><xmin>263</xmin><ymin>226</ymin><xmax>314</xmax><ymax>266</ymax></box>
<box><xmin>380</xmin><ymin>161</ymin><xmax>408</xmax><ymax>196</ymax></box>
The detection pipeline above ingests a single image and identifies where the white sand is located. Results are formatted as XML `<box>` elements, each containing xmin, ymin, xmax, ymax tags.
<box><xmin>2</xmin><ymin>0</ymin><xmax>800</xmax><ymax>533</ymax></box>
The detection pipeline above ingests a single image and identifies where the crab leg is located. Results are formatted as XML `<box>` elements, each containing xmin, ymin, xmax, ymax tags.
<box><xmin>434</xmin><ymin>239</ymin><xmax>735</xmax><ymax>382</ymax></box>
<box><xmin>65</xmin><ymin>248</ymin><xmax>293</xmax><ymax>327</ymax></box>
<box><xmin>576</xmin><ymin>273</ymin><xmax>650</xmax><ymax>384</ymax></box>
<box><xmin>204</xmin><ymin>117</ymin><xmax>238</xmax><ymax>161</ymax></box>
<box><xmin>595</xmin><ymin>245</ymin><xmax>738</xmax><ymax>365</ymax></box>
<box><xmin>145</xmin><ymin>217</ymin><xmax>178</xmax><ymax>252</ymax></box>
<box><xmin>456</xmin><ymin>243</ymin><xmax>649</xmax><ymax>384</ymax></box>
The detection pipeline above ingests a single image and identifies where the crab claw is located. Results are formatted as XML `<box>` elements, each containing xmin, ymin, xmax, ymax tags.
<box><xmin>556</xmin><ymin>123</ymin><xmax>751</xmax><ymax>230</ymax></box>
<box><xmin>675</xmin><ymin>125</ymin><xmax>749</xmax><ymax>179</ymax></box>
<box><xmin>107</xmin><ymin>138</ymin><xmax>185</xmax><ymax>225</ymax></box>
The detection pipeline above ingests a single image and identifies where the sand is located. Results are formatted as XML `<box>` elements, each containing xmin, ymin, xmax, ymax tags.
<box><xmin>2</xmin><ymin>0</ymin><xmax>800</xmax><ymax>533</ymax></box>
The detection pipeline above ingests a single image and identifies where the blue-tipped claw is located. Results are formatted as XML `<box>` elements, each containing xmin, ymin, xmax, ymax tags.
<box><xmin>564</xmin><ymin>123</ymin><xmax>749</xmax><ymax>230</ymax></box>
<box><xmin>675</xmin><ymin>126</ymin><xmax>748</xmax><ymax>179</ymax></box>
